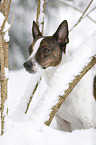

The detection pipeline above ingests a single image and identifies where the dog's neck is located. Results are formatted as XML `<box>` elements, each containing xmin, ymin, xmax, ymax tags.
<box><xmin>43</xmin><ymin>53</ymin><xmax>69</xmax><ymax>84</ymax></box>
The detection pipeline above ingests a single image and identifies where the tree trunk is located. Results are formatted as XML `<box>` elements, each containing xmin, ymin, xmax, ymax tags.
<box><xmin>0</xmin><ymin>0</ymin><xmax>11</xmax><ymax>135</ymax></box>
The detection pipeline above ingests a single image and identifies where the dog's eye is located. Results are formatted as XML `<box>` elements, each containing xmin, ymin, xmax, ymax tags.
<box><xmin>28</xmin><ymin>45</ymin><xmax>32</xmax><ymax>55</ymax></box>
<box><xmin>43</xmin><ymin>48</ymin><xmax>50</xmax><ymax>53</ymax></box>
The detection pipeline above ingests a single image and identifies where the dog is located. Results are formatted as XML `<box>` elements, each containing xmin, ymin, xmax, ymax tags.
<box><xmin>23</xmin><ymin>21</ymin><xmax>96</xmax><ymax>131</ymax></box>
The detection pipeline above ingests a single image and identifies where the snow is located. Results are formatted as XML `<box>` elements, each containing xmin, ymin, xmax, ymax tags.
<box><xmin>1</xmin><ymin>122</ymin><xmax>96</xmax><ymax>145</ymax></box>
<box><xmin>4</xmin><ymin>67</ymin><xmax>9</xmax><ymax>79</ymax></box>
<box><xmin>0</xmin><ymin>12</ymin><xmax>10</xmax><ymax>42</ymax></box>
<box><xmin>0</xmin><ymin>0</ymin><xmax>96</xmax><ymax>144</ymax></box>
<box><xmin>0</xmin><ymin>62</ymin><xmax>96</xmax><ymax>144</ymax></box>
<box><xmin>38</xmin><ymin>0</ymin><xmax>45</xmax><ymax>32</ymax></box>
<box><xmin>1</xmin><ymin>68</ymin><xmax>96</xmax><ymax>145</ymax></box>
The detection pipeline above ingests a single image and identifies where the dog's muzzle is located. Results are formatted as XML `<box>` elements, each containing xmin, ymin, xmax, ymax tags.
<box><xmin>23</xmin><ymin>60</ymin><xmax>35</xmax><ymax>73</ymax></box>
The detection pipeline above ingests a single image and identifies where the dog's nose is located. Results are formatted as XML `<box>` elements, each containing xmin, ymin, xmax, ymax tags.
<box><xmin>23</xmin><ymin>61</ymin><xmax>33</xmax><ymax>70</ymax></box>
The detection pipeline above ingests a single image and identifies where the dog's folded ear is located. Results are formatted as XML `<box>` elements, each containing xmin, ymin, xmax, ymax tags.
<box><xmin>53</xmin><ymin>20</ymin><xmax>69</xmax><ymax>53</ymax></box>
<box><xmin>32</xmin><ymin>21</ymin><xmax>42</xmax><ymax>39</ymax></box>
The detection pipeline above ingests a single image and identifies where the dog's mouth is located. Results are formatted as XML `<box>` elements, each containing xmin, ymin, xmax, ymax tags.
<box><xmin>23</xmin><ymin>60</ymin><xmax>46</xmax><ymax>74</ymax></box>
<box><xmin>23</xmin><ymin>61</ymin><xmax>36</xmax><ymax>74</ymax></box>
<box><xmin>25</xmin><ymin>68</ymin><xmax>36</xmax><ymax>74</ymax></box>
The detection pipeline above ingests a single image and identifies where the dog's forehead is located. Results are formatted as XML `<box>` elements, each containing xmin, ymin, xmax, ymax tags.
<box><xmin>40</xmin><ymin>37</ymin><xmax>58</xmax><ymax>46</ymax></box>
<box><xmin>31</xmin><ymin>37</ymin><xmax>44</xmax><ymax>56</ymax></box>
<box><xmin>32</xmin><ymin>36</ymin><xmax>57</xmax><ymax>49</ymax></box>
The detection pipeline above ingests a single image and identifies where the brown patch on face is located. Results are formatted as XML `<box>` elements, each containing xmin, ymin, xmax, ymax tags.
<box><xmin>35</xmin><ymin>37</ymin><xmax>62</xmax><ymax>69</ymax></box>
<box><xmin>93</xmin><ymin>75</ymin><xmax>96</xmax><ymax>100</ymax></box>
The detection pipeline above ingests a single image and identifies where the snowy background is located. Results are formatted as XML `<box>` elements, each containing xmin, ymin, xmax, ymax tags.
<box><xmin>0</xmin><ymin>0</ymin><xmax>96</xmax><ymax>144</ymax></box>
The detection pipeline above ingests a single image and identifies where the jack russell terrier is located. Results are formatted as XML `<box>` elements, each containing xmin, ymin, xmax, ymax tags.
<box><xmin>23</xmin><ymin>21</ymin><xmax>96</xmax><ymax>131</ymax></box>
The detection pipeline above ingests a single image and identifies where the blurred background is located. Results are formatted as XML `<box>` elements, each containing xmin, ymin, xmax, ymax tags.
<box><xmin>9</xmin><ymin>0</ymin><xmax>96</xmax><ymax>70</ymax></box>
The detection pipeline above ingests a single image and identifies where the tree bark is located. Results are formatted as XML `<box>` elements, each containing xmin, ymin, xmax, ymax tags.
<box><xmin>36</xmin><ymin>0</ymin><xmax>45</xmax><ymax>33</ymax></box>
<box><xmin>0</xmin><ymin>0</ymin><xmax>11</xmax><ymax>135</ymax></box>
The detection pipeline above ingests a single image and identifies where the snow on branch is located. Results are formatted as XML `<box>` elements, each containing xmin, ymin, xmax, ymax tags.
<box><xmin>0</xmin><ymin>0</ymin><xmax>12</xmax><ymax>135</ymax></box>
<box><xmin>0</xmin><ymin>12</ymin><xmax>10</xmax><ymax>42</ymax></box>
<box><xmin>30</xmin><ymin>41</ymin><xmax>96</xmax><ymax>128</ymax></box>
<box><xmin>36</xmin><ymin>0</ymin><xmax>45</xmax><ymax>33</ymax></box>
<box><xmin>45</xmin><ymin>55</ymin><xmax>96</xmax><ymax>126</ymax></box>
<box><xmin>0</xmin><ymin>0</ymin><xmax>11</xmax><ymax>33</ymax></box>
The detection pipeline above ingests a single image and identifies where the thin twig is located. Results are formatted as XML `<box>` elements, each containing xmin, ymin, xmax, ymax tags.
<box><xmin>0</xmin><ymin>0</ymin><xmax>4</xmax><ymax>11</ymax></box>
<box><xmin>45</xmin><ymin>55</ymin><xmax>96</xmax><ymax>126</ymax></box>
<box><xmin>56</xmin><ymin>0</ymin><xmax>96</xmax><ymax>23</ymax></box>
<box><xmin>3</xmin><ymin>15</ymin><xmax>14</xmax><ymax>34</ymax></box>
<box><xmin>83</xmin><ymin>7</ymin><xmax>96</xmax><ymax>21</ymax></box>
<box><xmin>70</xmin><ymin>0</ymin><xmax>94</xmax><ymax>32</ymax></box>
<box><xmin>25</xmin><ymin>81</ymin><xmax>40</xmax><ymax>114</ymax></box>
<box><xmin>0</xmin><ymin>0</ymin><xmax>12</xmax><ymax>33</ymax></box>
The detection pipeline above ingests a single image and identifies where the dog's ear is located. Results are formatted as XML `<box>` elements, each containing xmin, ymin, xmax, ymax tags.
<box><xmin>53</xmin><ymin>20</ymin><xmax>69</xmax><ymax>53</ymax></box>
<box><xmin>32</xmin><ymin>21</ymin><xmax>42</xmax><ymax>39</ymax></box>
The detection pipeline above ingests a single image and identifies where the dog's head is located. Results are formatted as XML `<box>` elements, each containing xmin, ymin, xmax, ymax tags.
<box><xmin>23</xmin><ymin>20</ymin><xmax>69</xmax><ymax>73</ymax></box>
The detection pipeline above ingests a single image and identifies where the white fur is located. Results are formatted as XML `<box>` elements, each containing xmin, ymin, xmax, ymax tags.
<box><xmin>27</xmin><ymin>37</ymin><xmax>44</xmax><ymax>60</ymax></box>
<box><xmin>26</xmin><ymin>37</ymin><xmax>44</xmax><ymax>72</ymax></box>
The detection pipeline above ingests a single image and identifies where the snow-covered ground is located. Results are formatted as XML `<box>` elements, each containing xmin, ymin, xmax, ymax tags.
<box><xmin>0</xmin><ymin>69</ymin><xmax>96</xmax><ymax>145</ymax></box>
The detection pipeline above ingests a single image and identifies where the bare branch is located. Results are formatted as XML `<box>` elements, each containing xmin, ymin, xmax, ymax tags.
<box><xmin>25</xmin><ymin>81</ymin><xmax>40</xmax><ymax>114</ymax></box>
<box><xmin>3</xmin><ymin>15</ymin><xmax>14</xmax><ymax>34</ymax></box>
<box><xmin>0</xmin><ymin>0</ymin><xmax>12</xmax><ymax>33</ymax></box>
<box><xmin>70</xmin><ymin>0</ymin><xmax>94</xmax><ymax>32</ymax></box>
<box><xmin>83</xmin><ymin>7</ymin><xmax>96</xmax><ymax>20</ymax></box>
<box><xmin>45</xmin><ymin>55</ymin><xmax>96</xmax><ymax>126</ymax></box>
<box><xmin>0</xmin><ymin>0</ymin><xmax>4</xmax><ymax>11</ymax></box>
<box><xmin>56</xmin><ymin>0</ymin><xmax>96</xmax><ymax>23</ymax></box>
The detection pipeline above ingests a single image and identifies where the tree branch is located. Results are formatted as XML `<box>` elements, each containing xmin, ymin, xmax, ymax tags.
<box><xmin>83</xmin><ymin>7</ymin><xmax>96</xmax><ymax>21</ymax></box>
<box><xmin>56</xmin><ymin>0</ymin><xmax>96</xmax><ymax>23</ymax></box>
<box><xmin>0</xmin><ymin>0</ymin><xmax>4</xmax><ymax>12</ymax></box>
<box><xmin>36</xmin><ymin>0</ymin><xmax>45</xmax><ymax>33</ymax></box>
<box><xmin>45</xmin><ymin>55</ymin><xmax>96</xmax><ymax>126</ymax></box>
<box><xmin>70</xmin><ymin>0</ymin><xmax>94</xmax><ymax>32</ymax></box>
<box><xmin>0</xmin><ymin>0</ymin><xmax>11</xmax><ymax>33</ymax></box>
<box><xmin>24</xmin><ymin>0</ymin><xmax>45</xmax><ymax>114</ymax></box>
<box><xmin>0</xmin><ymin>0</ymin><xmax>12</xmax><ymax>135</ymax></box>
<box><xmin>25</xmin><ymin>80</ymin><xmax>40</xmax><ymax>114</ymax></box>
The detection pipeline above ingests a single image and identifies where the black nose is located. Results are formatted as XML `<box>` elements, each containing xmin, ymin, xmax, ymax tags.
<box><xmin>23</xmin><ymin>61</ymin><xmax>33</xmax><ymax>70</ymax></box>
